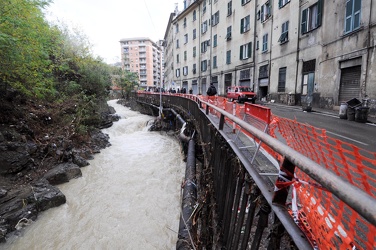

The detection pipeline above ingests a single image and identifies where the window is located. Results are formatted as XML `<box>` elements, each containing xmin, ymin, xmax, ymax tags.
<box><xmin>262</xmin><ymin>34</ymin><xmax>268</xmax><ymax>52</ymax></box>
<box><xmin>278</xmin><ymin>21</ymin><xmax>289</xmax><ymax>43</ymax></box>
<box><xmin>259</xmin><ymin>65</ymin><xmax>269</xmax><ymax>78</ymax></box>
<box><xmin>184</xmin><ymin>34</ymin><xmax>188</xmax><ymax>44</ymax></box>
<box><xmin>201</xmin><ymin>40</ymin><xmax>210</xmax><ymax>53</ymax></box>
<box><xmin>176</xmin><ymin>68</ymin><xmax>180</xmax><ymax>77</ymax></box>
<box><xmin>176</xmin><ymin>39</ymin><xmax>180</xmax><ymax>48</ymax></box>
<box><xmin>241</xmin><ymin>0</ymin><xmax>251</xmax><ymax>5</ymax></box>
<box><xmin>193</xmin><ymin>10</ymin><xmax>196</xmax><ymax>21</ymax></box>
<box><xmin>193</xmin><ymin>63</ymin><xmax>197</xmax><ymax>74</ymax></box>
<box><xmin>278</xmin><ymin>67</ymin><xmax>286</xmax><ymax>92</ymax></box>
<box><xmin>301</xmin><ymin>0</ymin><xmax>322</xmax><ymax>34</ymax></box>
<box><xmin>226</xmin><ymin>50</ymin><xmax>231</xmax><ymax>64</ymax></box>
<box><xmin>240</xmin><ymin>42</ymin><xmax>252</xmax><ymax>60</ymax></box>
<box><xmin>201</xmin><ymin>60</ymin><xmax>208</xmax><ymax>72</ymax></box>
<box><xmin>260</xmin><ymin>2</ymin><xmax>272</xmax><ymax>22</ymax></box>
<box><xmin>176</xmin><ymin>24</ymin><xmax>179</xmax><ymax>33</ymax></box>
<box><xmin>241</xmin><ymin>15</ymin><xmax>251</xmax><ymax>33</ymax></box>
<box><xmin>202</xmin><ymin>20</ymin><xmax>208</xmax><ymax>34</ymax></box>
<box><xmin>184</xmin><ymin>51</ymin><xmax>187</xmax><ymax>61</ymax></box>
<box><xmin>177</xmin><ymin>54</ymin><xmax>180</xmax><ymax>63</ymax></box>
<box><xmin>213</xmin><ymin>34</ymin><xmax>218</xmax><ymax>47</ymax></box>
<box><xmin>193</xmin><ymin>46</ymin><xmax>196</xmax><ymax>57</ymax></box>
<box><xmin>227</xmin><ymin>1</ymin><xmax>232</xmax><ymax>16</ymax></box>
<box><xmin>183</xmin><ymin>66</ymin><xmax>188</xmax><ymax>76</ymax></box>
<box><xmin>213</xmin><ymin>56</ymin><xmax>217</xmax><ymax>68</ymax></box>
<box><xmin>226</xmin><ymin>26</ymin><xmax>232</xmax><ymax>40</ymax></box>
<box><xmin>193</xmin><ymin>29</ymin><xmax>197</xmax><ymax>39</ymax></box>
<box><xmin>203</xmin><ymin>0</ymin><xmax>207</xmax><ymax>13</ymax></box>
<box><xmin>212</xmin><ymin>11</ymin><xmax>220</xmax><ymax>26</ymax></box>
<box><xmin>345</xmin><ymin>0</ymin><xmax>361</xmax><ymax>34</ymax></box>
<box><xmin>183</xmin><ymin>18</ymin><xmax>187</xmax><ymax>28</ymax></box>
<box><xmin>278</xmin><ymin>0</ymin><xmax>290</xmax><ymax>8</ymax></box>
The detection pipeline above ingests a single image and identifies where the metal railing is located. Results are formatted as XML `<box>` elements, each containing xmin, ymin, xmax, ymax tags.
<box><xmin>133</xmin><ymin>92</ymin><xmax>376</xmax><ymax>249</ymax></box>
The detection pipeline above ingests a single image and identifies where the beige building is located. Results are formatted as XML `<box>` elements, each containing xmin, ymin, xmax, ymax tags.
<box><xmin>120</xmin><ymin>37</ymin><xmax>163</xmax><ymax>90</ymax></box>
<box><xmin>163</xmin><ymin>0</ymin><xmax>376</xmax><ymax>115</ymax></box>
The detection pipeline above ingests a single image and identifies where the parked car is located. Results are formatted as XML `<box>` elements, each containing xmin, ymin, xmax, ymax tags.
<box><xmin>226</xmin><ymin>86</ymin><xmax>256</xmax><ymax>103</ymax></box>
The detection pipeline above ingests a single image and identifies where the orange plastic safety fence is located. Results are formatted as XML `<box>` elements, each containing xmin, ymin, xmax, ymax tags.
<box><xmin>179</xmin><ymin>94</ymin><xmax>375</xmax><ymax>249</ymax></box>
<box><xmin>275</xmin><ymin>116</ymin><xmax>376</xmax><ymax>250</ymax></box>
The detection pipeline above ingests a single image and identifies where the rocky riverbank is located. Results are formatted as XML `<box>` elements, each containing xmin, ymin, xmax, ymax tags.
<box><xmin>0</xmin><ymin>91</ymin><xmax>120</xmax><ymax>243</ymax></box>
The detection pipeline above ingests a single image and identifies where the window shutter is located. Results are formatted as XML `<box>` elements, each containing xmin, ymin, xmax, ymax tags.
<box><xmin>248</xmin><ymin>42</ymin><xmax>252</xmax><ymax>58</ymax></box>
<box><xmin>317</xmin><ymin>0</ymin><xmax>323</xmax><ymax>27</ymax></box>
<box><xmin>301</xmin><ymin>9</ymin><xmax>308</xmax><ymax>34</ymax></box>
<box><xmin>240</xmin><ymin>45</ymin><xmax>243</xmax><ymax>59</ymax></box>
<box><xmin>240</xmin><ymin>18</ymin><xmax>244</xmax><ymax>33</ymax></box>
<box><xmin>345</xmin><ymin>0</ymin><xmax>352</xmax><ymax>33</ymax></box>
<box><xmin>279</xmin><ymin>0</ymin><xmax>282</xmax><ymax>8</ymax></box>
<box><xmin>261</xmin><ymin>5</ymin><xmax>264</xmax><ymax>21</ymax></box>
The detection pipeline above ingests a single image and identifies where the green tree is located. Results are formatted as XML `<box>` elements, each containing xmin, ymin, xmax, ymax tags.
<box><xmin>0</xmin><ymin>0</ymin><xmax>54</xmax><ymax>97</ymax></box>
<box><xmin>114</xmin><ymin>69</ymin><xmax>139</xmax><ymax>99</ymax></box>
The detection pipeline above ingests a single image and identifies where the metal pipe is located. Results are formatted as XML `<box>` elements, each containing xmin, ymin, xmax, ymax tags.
<box><xmin>177</xmin><ymin>139</ymin><xmax>197</xmax><ymax>250</ymax></box>
<box><xmin>162</xmin><ymin>108</ymin><xmax>191</xmax><ymax>142</ymax></box>
<box><xmin>204</xmin><ymin>100</ymin><xmax>376</xmax><ymax>227</ymax></box>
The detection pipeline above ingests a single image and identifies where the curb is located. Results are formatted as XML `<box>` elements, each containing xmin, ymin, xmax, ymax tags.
<box><xmin>262</xmin><ymin>102</ymin><xmax>376</xmax><ymax>124</ymax></box>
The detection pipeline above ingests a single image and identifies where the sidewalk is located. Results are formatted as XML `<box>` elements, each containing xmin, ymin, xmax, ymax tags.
<box><xmin>260</xmin><ymin>101</ymin><xmax>376</xmax><ymax>124</ymax></box>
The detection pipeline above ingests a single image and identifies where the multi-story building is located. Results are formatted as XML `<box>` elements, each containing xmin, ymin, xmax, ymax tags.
<box><xmin>119</xmin><ymin>37</ymin><xmax>163</xmax><ymax>90</ymax></box>
<box><xmin>163</xmin><ymin>0</ymin><xmax>376</xmax><ymax>115</ymax></box>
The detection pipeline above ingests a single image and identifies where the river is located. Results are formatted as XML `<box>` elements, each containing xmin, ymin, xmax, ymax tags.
<box><xmin>1</xmin><ymin>100</ymin><xmax>185</xmax><ymax>250</ymax></box>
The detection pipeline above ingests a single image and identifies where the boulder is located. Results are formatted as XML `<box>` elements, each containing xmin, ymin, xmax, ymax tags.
<box><xmin>72</xmin><ymin>154</ymin><xmax>90</xmax><ymax>167</ymax></box>
<box><xmin>31</xmin><ymin>179</ymin><xmax>66</xmax><ymax>211</ymax></box>
<box><xmin>0</xmin><ymin>179</ymin><xmax>66</xmax><ymax>242</ymax></box>
<box><xmin>0</xmin><ymin>142</ymin><xmax>31</xmax><ymax>174</ymax></box>
<box><xmin>44</xmin><ymin>163</ymin><xmax>82</xmax><ymax>185</ymax></box>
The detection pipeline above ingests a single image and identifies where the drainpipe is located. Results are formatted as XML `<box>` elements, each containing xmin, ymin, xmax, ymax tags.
<box><xmin>209</xmin><ymin>0</ymin><xmax>213</xmax><ymax>92</ymax></box>
<box><xmin>363</xmin><ymin>0</ymin><xmax>373</xmax><ymax>100</ymax></box>
<box><xmin>198</xmin><ymin>2</ymin><xmax>202</xmax><ymax>94</ymax></box>
<box><xmin>268</xmin><ymin>12</ymin><xmax>273</xmax><ymax>98</ymax></box>
<box><xmin>252</xmin><ymin>0</ymin><xmax>258</xmax><ymax>93</ymax></box>
<box><xmin>294</xmin><ymin>1</ymin><xmax>302</xmax><ymax>103</ymax></box>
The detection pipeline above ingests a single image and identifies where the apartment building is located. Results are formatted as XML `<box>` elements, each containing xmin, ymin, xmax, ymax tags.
<box><xmin>163</xmin><ymin>0</ymin><xmax>376</xmax><ymax>115</ymax></box>
<box><xmin>120</xmin><ymin>37</ymin><xmax>163</xmax><ymax>90</ymax></box>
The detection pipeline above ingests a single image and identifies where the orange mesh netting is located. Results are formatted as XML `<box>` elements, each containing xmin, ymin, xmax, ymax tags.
<box><xmin>274</xmin><ymin>116</ymin><xmax>376</xmax><ymax>249</ymax></box>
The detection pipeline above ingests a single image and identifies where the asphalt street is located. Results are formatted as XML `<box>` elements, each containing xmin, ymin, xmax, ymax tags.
<box><xmin>263</xmin><ymin>103</ymin><xmax>376</xmax><ymax>152</ymax></box>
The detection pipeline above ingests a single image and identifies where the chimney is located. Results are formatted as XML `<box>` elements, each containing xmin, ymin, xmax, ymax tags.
<box><xmin>174</xmin><ymin>3</ymin><xmax>179</xmax><ymax>15</ymax></box>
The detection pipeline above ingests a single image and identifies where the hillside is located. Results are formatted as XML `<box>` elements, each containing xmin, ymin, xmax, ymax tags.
<box><xmin>0</xmin><ymin>89</ymin><xmax>117</xmax><ymax>242</ymax></box>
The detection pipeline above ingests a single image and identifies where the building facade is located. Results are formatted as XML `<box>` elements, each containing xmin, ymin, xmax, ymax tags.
<box><xmin>120</xmin><ymin>37</ymin><xmax>163</xmax><ymax>90</ymax></box>
<box><xmin>163</xmin><ymin>0</ymin><xmax>376</xmax><ymax>115</ymax></box>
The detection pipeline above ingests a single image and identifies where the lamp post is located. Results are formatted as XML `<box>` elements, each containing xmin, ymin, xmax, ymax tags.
<box><xmin>159</xmin><ymin>80</ymin><xmax>163</xmax><ymax>118</ymax></box>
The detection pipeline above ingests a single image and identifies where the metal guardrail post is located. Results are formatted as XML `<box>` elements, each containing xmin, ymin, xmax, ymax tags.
<box><xmin>272</xmin><ymin>158</ymin><xmax>295</xmax><ymax>206</ymax></box>
<box><xmin>219</xmin><ymin>114</ymin><xmax>225</xmax><ymax>130</ymax></box>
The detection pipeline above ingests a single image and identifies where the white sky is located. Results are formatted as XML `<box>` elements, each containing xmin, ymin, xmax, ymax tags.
<box><xmin>44</xmin><ymin>0</ymin><xmax>181</xmax><ymax>64</ymax></box>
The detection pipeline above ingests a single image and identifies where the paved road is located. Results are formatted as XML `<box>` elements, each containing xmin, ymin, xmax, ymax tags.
<box><xmin>264</xmin><ymin>103</ymin><xmax>376</xmax><ymax>152</ymax></box>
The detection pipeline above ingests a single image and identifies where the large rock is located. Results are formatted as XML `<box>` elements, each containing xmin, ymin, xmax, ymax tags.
<box><xmin>72</xmin><ymin>154</ymin><xmax>90</xmax><ymax>167</ymax></box>
<box><xmin>0</xmin><ymin>179</ymin><xmax>66</xmax><ymax>242</ymax></box>
<box><xmin>0</xmin><ymin>142</ymin><xmax>31</xmax><ymax>174</ymax></box>
<box><xmin>31</xmin><ymin>179</ymin><xmax>66</xmax><ymax>211</ymax></box>
<box><xmin>44</xmin><ymin>163</ymin><xmax>82</xmax><ymax>185</ymax></box>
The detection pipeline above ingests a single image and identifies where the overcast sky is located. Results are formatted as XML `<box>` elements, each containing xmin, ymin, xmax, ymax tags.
<box><xmin>44</xmin><ymin>0</ymin><xmax>181</xmax><ymax>64</ymax></box>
